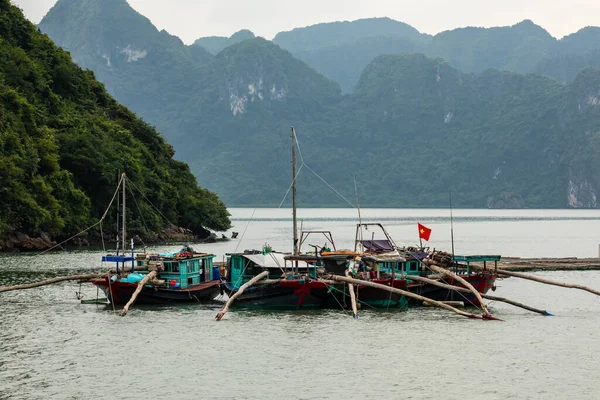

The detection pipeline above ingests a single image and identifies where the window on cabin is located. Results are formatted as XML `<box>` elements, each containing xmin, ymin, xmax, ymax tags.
<box><xmin>188</xmin><ymin>277</ymin><xmax>193</xmax><ymax>285</ymax></box>
<box><xmin>173</xmin><ymin>263</ymin><xmax>179</xmax><ymax>273</ymax></box>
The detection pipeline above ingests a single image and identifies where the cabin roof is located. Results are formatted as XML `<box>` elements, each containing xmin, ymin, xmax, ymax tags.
<box><xmin>363</xmin><ymin>252</ymin><xmax>406</xmax><ymax>263</ymax></box>
<box><xmin>360</xmin><ymin>240</ymin><xmax>395</xmax><ymax>252</ymax></box>
<box><xmin>242</xmin><ymin>253</ymin><xmax>312</xmax><ymax>270</ymax></box>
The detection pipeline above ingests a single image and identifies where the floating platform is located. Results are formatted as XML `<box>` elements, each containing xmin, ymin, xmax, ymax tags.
<box><xmin>495</xmin><ymin>258</ymin><xmax>600</xmax><ymax>272</ymax></box>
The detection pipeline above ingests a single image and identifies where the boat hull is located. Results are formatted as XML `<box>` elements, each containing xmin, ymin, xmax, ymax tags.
<box><xmin>322</xmin><ymin>278</ymin><xmax>409</xmax><ymax>309</ymax></box>
<box><xmin>406</xmin><ymin>272</ymin><xmax>496</xmax><ymax>306</ymax></box>
<box><xmin>223</xmin><ymin>280</ymin><xmax>331</xmax><ymax>310</ymax></box>
<box><xmin>92</xmin><ymin>278</ymin><xmax>221</xmax><ymax>305</ymax></box>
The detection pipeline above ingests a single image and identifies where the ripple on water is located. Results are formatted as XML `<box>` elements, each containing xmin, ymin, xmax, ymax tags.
<box><xmin>2</xmin><ymin>262</ymin><xmax>600</xmax><ymax>398</ymax></box>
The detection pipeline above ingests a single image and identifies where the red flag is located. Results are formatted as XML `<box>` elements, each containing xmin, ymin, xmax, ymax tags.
<box><xmin>418</xmin><ymin>223</ymin><xmax>432</xmax><ymax>241</ymax></box>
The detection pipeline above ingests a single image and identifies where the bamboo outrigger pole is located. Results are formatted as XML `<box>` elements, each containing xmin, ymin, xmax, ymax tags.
<box><xmin>216</xmin><ymin>270</ymin><xmax>269</xmax><ymax>321</ymax></box>
<box><xmin>471</xmin><ymin>266</ymin><xmax>600</xmax><ymax>297</ymax></box>
<box><xmin>328</xmin><ymin>275</ymin><xmax>500</xmax><ymax>320</ymax></box>
<box><xmin>406</xmin><ymin>274</ymin><xmax>553</xmax><ymax>316</ymax></box>
<box><xmin>119</xmin><ymin>271</ymin><xmax>157</xmax><ymax>316</ymax></box>
<box><xmin>422</xmin><ymin>260</ymin><xmax>492</xmax><ymax>317</ymax></box>
<box><xmin>345</xmin><ymin>270</ymin><xmax>359</xmax><ymax>319</ymax></box>
<box><xmin>0</xmin><ymin>274</ymin><xmax>106</xmax><ymax>293</ymax></box>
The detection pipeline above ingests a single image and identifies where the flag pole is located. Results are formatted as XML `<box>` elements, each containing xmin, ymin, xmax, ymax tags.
<box><xmin>449</xmin><ymin>191</ymin><xmax>456</xmax><ymax>270</ymax></box>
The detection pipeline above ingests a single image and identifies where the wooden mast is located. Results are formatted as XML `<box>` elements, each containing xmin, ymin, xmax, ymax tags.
<box><xmin>122</xmin><ymin>172</ymin><xmax>126</xmax><ymax>257</ymax></box>
<box><xmin>291</xmin><ymin>127</ymin><xmax>298</xmax><ymax>256</ymax></box>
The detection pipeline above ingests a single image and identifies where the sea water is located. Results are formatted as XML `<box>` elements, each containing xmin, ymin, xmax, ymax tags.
<box><xmin>1</xmin><ymin>209</ymin><xmax>600</xmax><ymax>399</ymax></box>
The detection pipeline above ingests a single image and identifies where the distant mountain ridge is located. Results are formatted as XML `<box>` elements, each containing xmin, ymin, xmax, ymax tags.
<box><xmin>272</xmin><ymin>18</ymin><xmax>600</xmax><ymax>92</ymax></box>
<box><xmin>194</xmin><ymin>29</ymin><xmax>256</xmax><ymax>54</ymax></box>
<box><xmin>37</xmin><ymin>0</ymin><xmax>600</xmax><ymax>209</ymax></box>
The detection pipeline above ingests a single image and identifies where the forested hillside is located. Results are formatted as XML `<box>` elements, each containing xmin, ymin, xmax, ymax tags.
<box><xmin>36</xmin><ymin>0</ymin><xmax>600</xmax><ymax>209</ymax></box>
<box><xmin>0</xmin><ymin>0</ymin><xmax>230</xmax><ymax>250</ymax></box>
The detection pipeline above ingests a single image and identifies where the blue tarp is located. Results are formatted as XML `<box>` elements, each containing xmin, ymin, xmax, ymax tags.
<box><xmin>102</xmin><ymin>255</ymin><xmax>134</xmax><ymax>263</ymax></box>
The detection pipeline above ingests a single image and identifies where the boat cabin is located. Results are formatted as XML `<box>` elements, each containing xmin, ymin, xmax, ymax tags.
<box><xmin>136</xmin><ymin>252</ymin><xmax>217</xmax><ymax>289</ymax></box>
<box><xmin>453</xmin><ymin>255</ymin><xmax>501</xmax><ymax>274</ymax></box>
<box><xmin>227</xmin><ymin>251</ymin><xmax>315</xmax><ymax>289</ymax></box>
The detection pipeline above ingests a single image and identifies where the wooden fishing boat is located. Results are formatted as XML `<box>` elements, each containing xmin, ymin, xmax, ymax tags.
<box><xmin>92</xmin><ymin>250</ymin><xmax>221</xmax><ymax>305</ymax></box>
<box><xmin>90</xmin><ymin>172</ymin><xmax>221</xmax><ymax>306</ymax></box>
<box><xmin>400</xmin><ymin>251</ymin><xmax>499</xmax><ymax>306</ymax></box>
<box><xmin>316</xmin><ymin>224</ymin><xmax>410</xmax><ymax>309</ymax></box>
<box><xmin>218</xmin><ymin>129</ymin><xmax>337</xmax><ymax>312</ymax></box>
<box><xmin>221</xmin><ymin>250</ymin><xmax>331</xmax><ymax>309</ymax></box>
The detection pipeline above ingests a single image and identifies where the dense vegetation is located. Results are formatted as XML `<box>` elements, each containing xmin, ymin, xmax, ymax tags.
<box><xmin>37</xmin><ymin>0</ymin><xmax>600</xmax><ymax>209</ymax></box>
<box><xmin>0</xmin><ymin>0</ymin><xmax>230</xmax><ymax>244</ymax></box>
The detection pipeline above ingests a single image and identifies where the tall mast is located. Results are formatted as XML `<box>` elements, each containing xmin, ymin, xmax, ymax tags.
<box><xmin>291</xmin><ymin>127</ymin><xmax>298</xmax><ymax>255</ymax></box>
<box><xmin>122</xmin><ymin>172</ymin><xmax>126</xmax><ymax>255</ymax></box>
<box><xmin>449</xmin><ymin>190</ymin><xmax>455</xmax><ymax>268</ymax></box>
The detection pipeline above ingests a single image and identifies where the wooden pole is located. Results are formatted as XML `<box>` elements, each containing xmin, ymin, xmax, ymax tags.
<box><xmin>407</xmin><ymin>274</ymin><xmax>552</xmax><ymax>316</ymax></box>
<box><xmin>0</xmin><ymin>274</ymin><xmax>106</xmax><ymax>293</ymax></box>
<box><xmin>346</xmin><ymin>270</ymin><xmax>358</xmax><ymax>319</ymax></box>
<box><xmin>471</xmin><ymin>265</ymin><xmax>600</xmax><ymax>297</ymax></box>
<box><xmin>119</xmin><ymin>271</ymin><xmax>157</xmax><ymax>316</ymax></box>
<box><xmin>291</xmin><ymin>127</ymin><xmax>298</xmax><ymax>256</ymax></box>
<box><xmin>216</xmin><ymin>270</ymin><xmax>269</xmax><ymax>321</ymax></box>
<box><xmin>423</xmin><ymin>259</ymin><xmax>491</xmax><ymax>317</ymax></box>
<box><xmin>328</xmin><ymin>275</ymin><xmax>499</xmax><ymax>320</ymax></box>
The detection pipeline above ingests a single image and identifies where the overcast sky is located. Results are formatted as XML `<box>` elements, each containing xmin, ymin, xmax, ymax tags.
<box><xmin>11</xmin><ymin>0</ymin><xmax>600</xmax><ymax>44</ymax></box>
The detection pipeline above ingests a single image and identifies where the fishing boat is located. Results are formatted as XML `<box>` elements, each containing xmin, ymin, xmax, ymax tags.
<box><xmin>218</xmin><ymin>128</ymin><xmax>333</xmax><ymax>310</ymax></box>
<box><xmin>92</xmin><ymin>250</ymin><xmax>221</xmax><ymax>305</ymax></box>
<box><xmin>91</xmin><ymin>173</ymin><xmax>221</xmax><ymax>305</ymax></box>
<box><xmin>317</xmin><ymin>224</ymin><xmax>410</xmax><ymax>309</ymax></box>
<box><xmin>221</xmin><ymin>248</ymin><xmax>330</xmax><ymax>309</ymax></box>
<box><xmin>400</xmin><ymin>249</ymin><xmax>499</xmax><ymax>306</ymax></box>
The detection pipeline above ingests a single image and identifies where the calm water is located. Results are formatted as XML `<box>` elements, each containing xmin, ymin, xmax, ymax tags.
<box><xmin>1</xmin><ymin>209</ymin><xmax>600</xmax><ymax>399</ymax></box>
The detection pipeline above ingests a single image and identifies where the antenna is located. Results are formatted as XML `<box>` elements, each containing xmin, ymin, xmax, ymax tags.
<box><xmin>354</xmin><ymin>176</ymin><xmax>364</xmax><ymax>246</ymax></box>
<box><xmin>449</xmin><ymin>190</ymin><xmax>456</xmax><ymax>267</ymax></box>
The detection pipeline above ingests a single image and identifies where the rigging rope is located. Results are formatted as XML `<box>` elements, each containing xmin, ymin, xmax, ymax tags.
<box><xmin>285</xmin><ymin>130</ymin><xmax>356</xmax><ymax>208</ymax></box>
<box><xmin>37</xmin><ymin>174</ymin><xmax>125</xmax><ymax>256</ymax></box>
<box><xmin>127</xmin><ymin>179</ymin><xmax>176</xmax><ymax>227</ymax></box>
<box><xmin>278</xmin><ymin>163</ymin><xmax>305</xmax><ymax>208</ymax></box>
<box><xmin>128</xmin><ymin>184</ymin><xmax>150</xmax><ymax>236</ymax></box>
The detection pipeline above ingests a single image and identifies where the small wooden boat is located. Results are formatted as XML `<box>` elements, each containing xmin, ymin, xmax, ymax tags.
<box><xmin>221</xmin><ymin>250</ymin><xmax>331</xmax><ymax>309</ymax></box>
<box><xmin>90</xmin><ymin>172</ymin><xmax>221</xmax><ymax>306</ymax></box>
<box><xmin>401</xmin><ymin>252</ymin><xmax>499</xmax><ymax>306</ymax></box>
<box><xmin>92</xmin><ymin>251</ymin><xmax>221</xmax><ymax>305</ymax></box>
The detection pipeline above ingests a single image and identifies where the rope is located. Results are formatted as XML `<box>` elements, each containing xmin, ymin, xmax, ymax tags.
<box><xmin>325</xmin><ymin>284</ymin><xmax>353</xmax><ymax>315</ymax></box>
<box><xmin>327</xmin><ymin>283</ymin><xmax>377</xmax><ymax>311</ymax></box>
<box><xmin>268</xmin><ymin>252</ymin><xmax>286</xmax><ymax>275</ymax></box>
<box><xmin>37</xmin><ymin>173</ymin><xmax>124</xmax><ymax>256</ymax></box>
<box><xmin>127</xmin><ymin>179</ymin><xmax>175</xmax><ymax>227</ymax></box>
<box><xmin>290</xmin><ymin>130</ymin><xmax>356</xmax><ymax>208</ymax></box>
<box><xmin>100</xmin><ymin>221</ymin><xmax>106</xmax><ymax>252</ymax></box>
<box><xmin>128</xmin><ymin>184</ymin><xmax>150</xmax><ymax>236</ymax></box>
<box><xmin>233</xmin><ymin>208</ymin><xmax>260</xmax><ymax>254</ymax></box>
<box><xmin>303</xmin><ymin>164</ymin><xmax>356</xmax><ymax>208</ymax></box>
<box><xmin>278</xmin><ymin>164</ymin><xmax>305</xmax><ymax>208</ymax></box>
